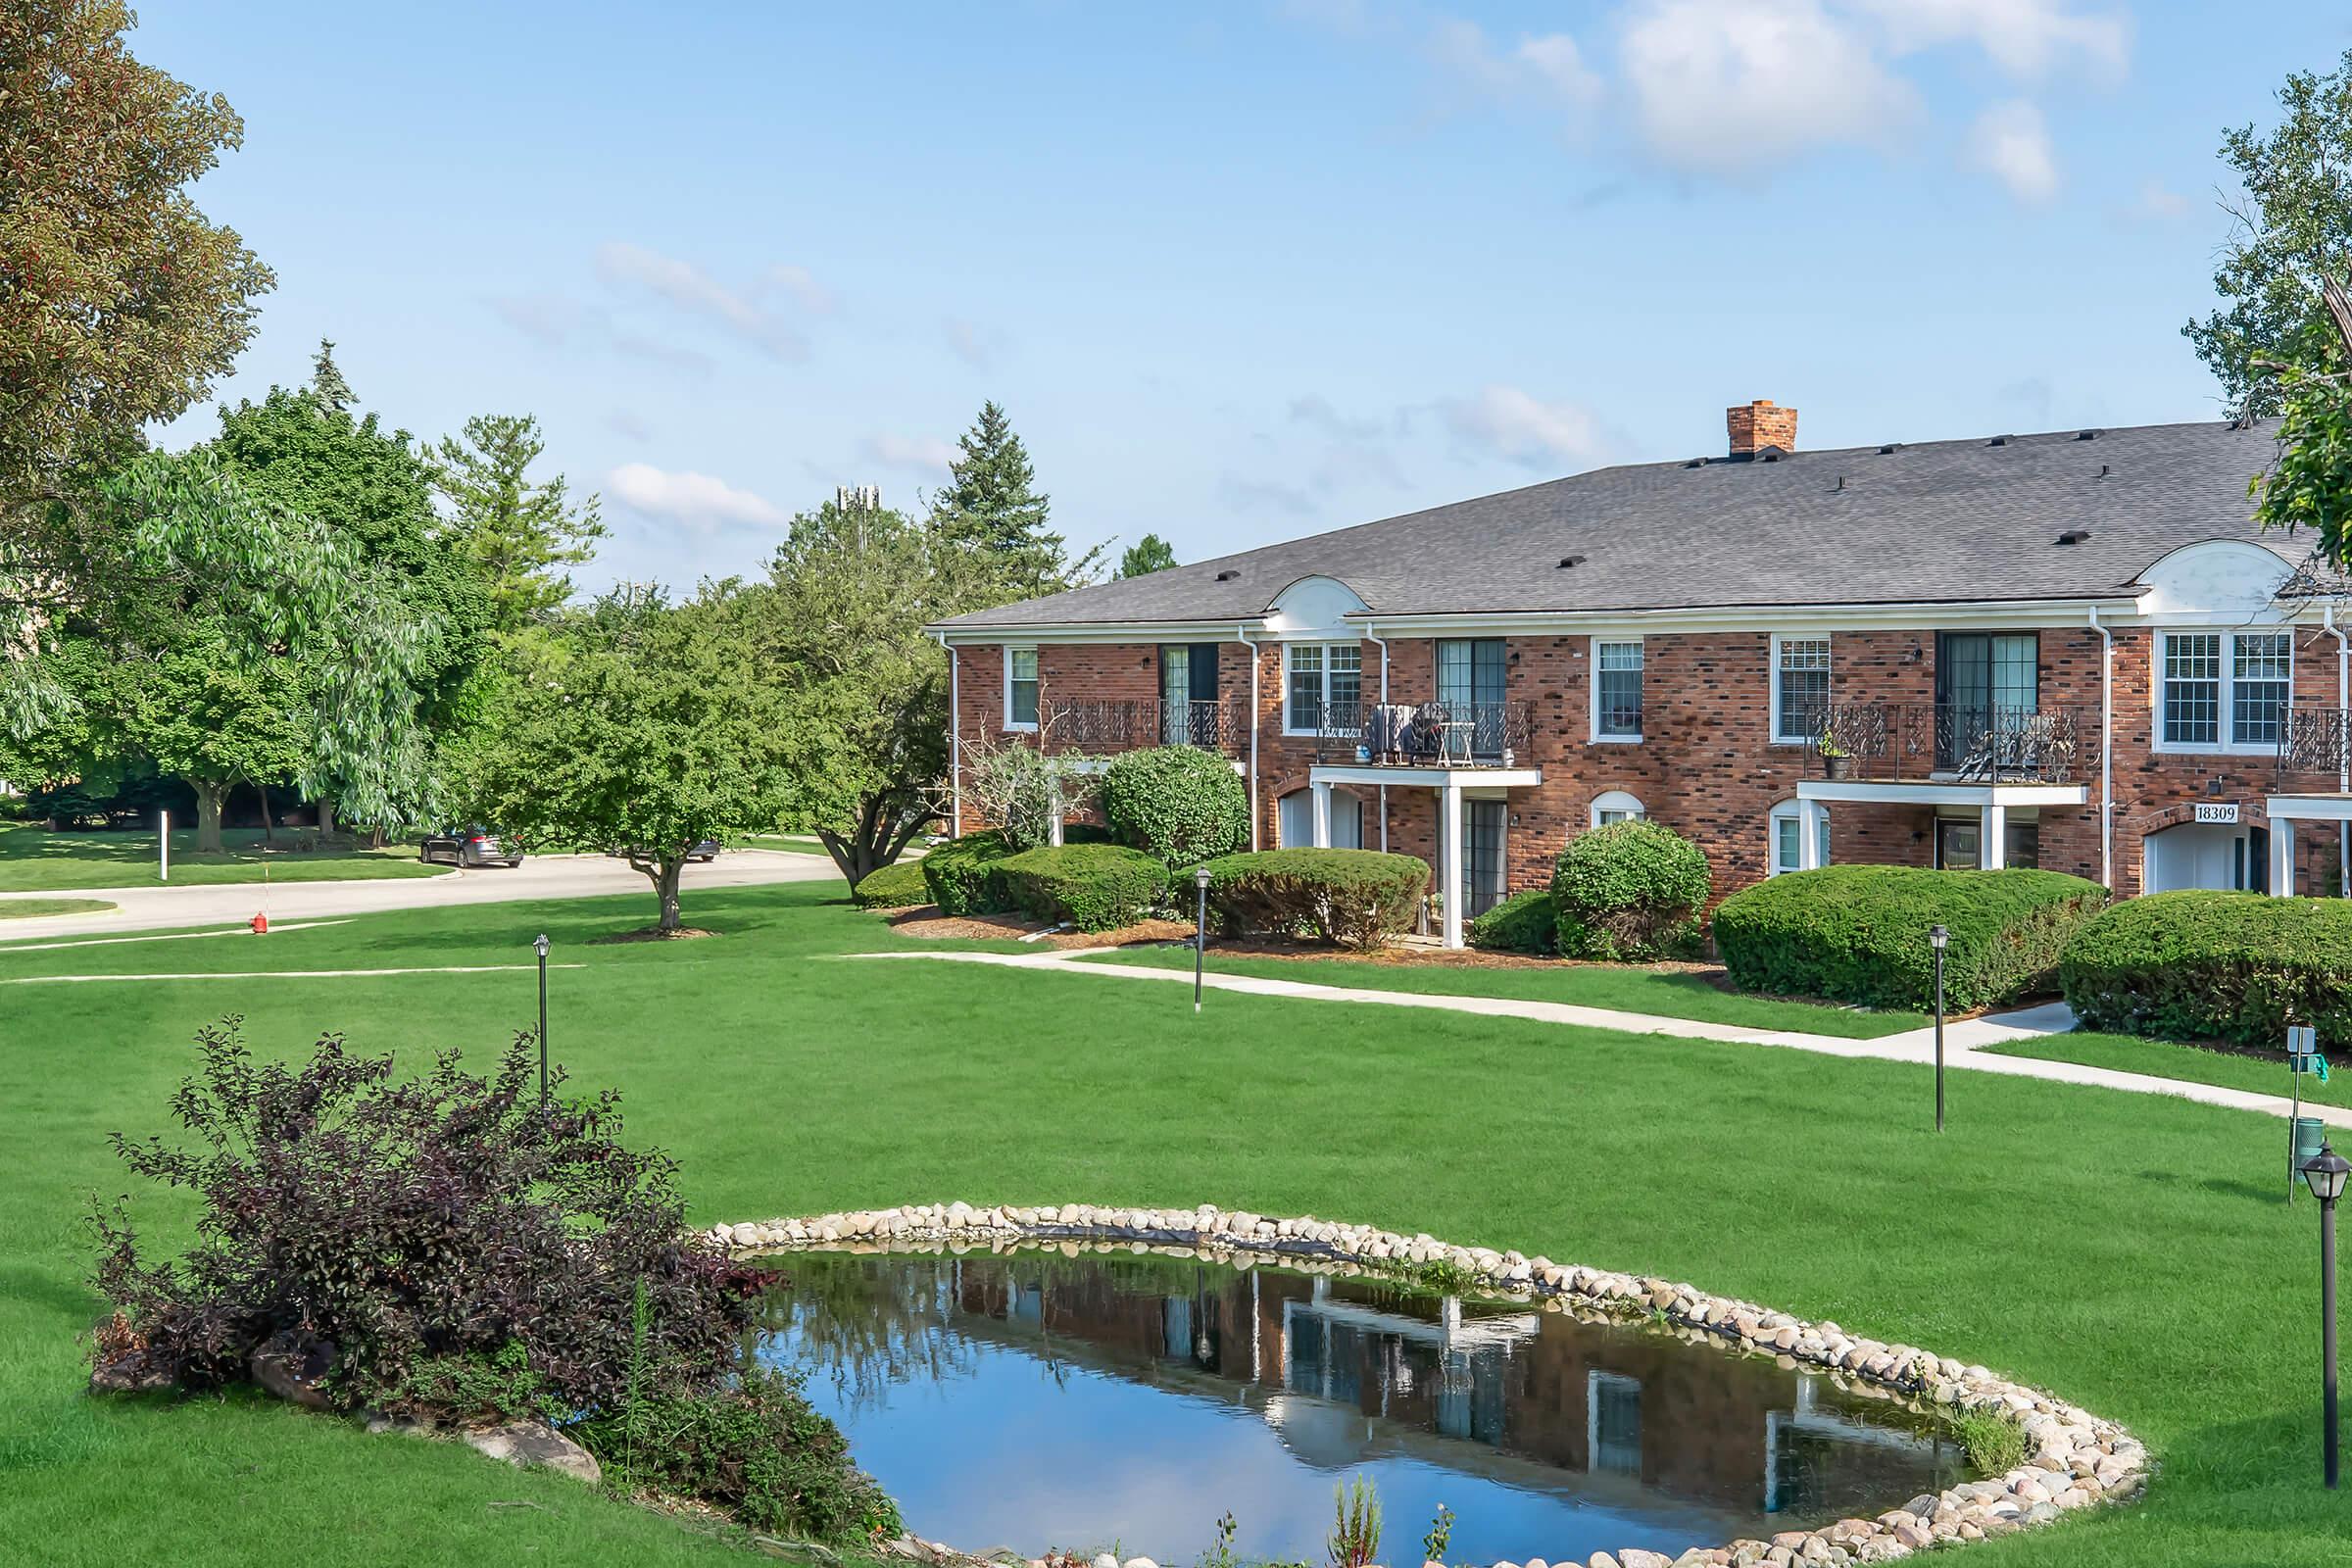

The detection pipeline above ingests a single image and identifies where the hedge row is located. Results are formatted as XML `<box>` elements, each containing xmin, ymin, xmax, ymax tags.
<box><xmin>1100</xmin><ymin>747</ymin><xmax>1250</xmax><ymax>866</ymax></box>
<box><xmin>850</xmin><ymin>858</ymin><xmax>929</xmax><ymax>908</ymax></box>
<box><xmin>1550</xmin><ymin>820</ymin><xmax>1712</xmax><ymax>959</ymax></box>
<box><xmin>2059</xmin><ymin>891</ymin><xmax>2352</xmax><ymax>1049</ymax></box>
<box><xmin>1468</xmin><ymin>887</ymin><xmax>1558</xmax><ymax>955</ymax></box>
<box><xmin>990</xmin><ymin>843</ymin><xmax>1169</xmax><ymax>932</ymax></box>
<box><xmin>1712</xmin><ymin>865</ymin><xmax>2108</xmax><ymax>1011</ymax></box>
<box><xmin>1200</xmin><ymin>848</ymin><xmax>1430</xmax><ymax>950</ymax></box>
<box><xmin>920</xmin><ymin>830</ymin><xmax>1013</xmax><ymax>916</ymax></box>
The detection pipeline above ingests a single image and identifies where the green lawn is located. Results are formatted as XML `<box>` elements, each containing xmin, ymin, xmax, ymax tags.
<box><xmin>1068</xmin><ymin>941</ymin><xmax>1928</xmax><ymax>1038</ymax></box>
<box><xmin>0</xmin><ymin>897</ymin><xmax>116</xmax><ymax>919</ymax></box>
<box><xmin>740</xmin><ymin>833</ymin><xmax>840</xmax><ymax>857</ymax></box>
<box><xmin>1986</xmin><ymin>1029</ymin><xmax>2352</xmax><ymax>1109</ymax></box>
<box><xmin>1</xmin><ymin>882</ymin><xmax>2345</xmax><ymax>1564</ymax></box>
<box><xmin>0</xmin><ymin>822</ymin><xmax>440</xmax><ymax>893</ymax></box>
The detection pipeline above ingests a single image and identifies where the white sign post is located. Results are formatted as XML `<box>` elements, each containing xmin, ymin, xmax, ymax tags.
<box><xmin>159</xmin><ymin>809</ymin><xmax>170</xmax><ymax>881</ymax></box>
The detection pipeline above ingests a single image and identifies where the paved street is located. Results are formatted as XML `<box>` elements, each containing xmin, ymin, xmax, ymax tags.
<box><xmin>0</xmin><ymin>850</ymin><xmax>843</xmax><ymax>944</ymax></box>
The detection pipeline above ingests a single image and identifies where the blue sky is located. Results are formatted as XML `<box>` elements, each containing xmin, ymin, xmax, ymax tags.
<box><xmin>139</xmin><ymin>1</ymin><xmax>2352</xmax><ymax>592</ymax></box>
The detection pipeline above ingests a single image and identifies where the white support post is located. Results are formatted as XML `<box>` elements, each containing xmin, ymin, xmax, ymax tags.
<box><xmin>1310</xmin><ymin>781</ymin><xmax>1333</xmax><ymax>849</ymax></box>
<box><xmin>159</xmin><ymin>809</ymin><xmax>170</xmax><ymax>881</ymax></box>
<box><xmin>1797</xmin><ymin>801</ymin><xmax>1824</xmax><ymax>870</ymax></box>
<box><xmin>2272</xmin><ymin>817</ymin><xmax>2294</xmax><ymax>897</ymax></box>
<box><xmin>1440</xmin><ymin>780</ymin><xmax>1465</xmax><ymax>951</ymax></box>
<box><xmin>1979</xmin><ymin>802</ymin><xmax>2007</xmax><ymax>869</ymax></box>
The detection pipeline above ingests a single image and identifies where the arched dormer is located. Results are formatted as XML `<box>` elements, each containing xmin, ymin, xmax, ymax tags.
<box><xmin>2135</xmin><ymin>539</ymin><xmax>2298</xmax><ymax>622</ymax></box>
<box><xmin>1263</xmin><ymin>575</ymin><xmax>1369</xmax><ymax>639</ymax></box>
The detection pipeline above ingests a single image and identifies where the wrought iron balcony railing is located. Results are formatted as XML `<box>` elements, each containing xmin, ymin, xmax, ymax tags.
<box><xmin>1308</xmin><ymin>699</ymin><xmax>1537</xmax><ymax>767</ymax></box>
<box><xmin>1038</xmin><ymin>697</ymin><xmax>1243</xmax><ymax>754</ymax></box>
<box><xmin>2278</xmin><ymin>705</ymin><xmax>2352</xmax><ymax>783</ymax></box>
<box><xmin>1801</xmin><ymin>702</ymin><xmax>2098</xmax><ymax>785</ymax></box>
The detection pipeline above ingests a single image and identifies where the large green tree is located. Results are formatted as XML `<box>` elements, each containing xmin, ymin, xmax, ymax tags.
<box><xmin>118</xmin><ymin>621</ymin><xmax>308</xmax><ymax>852</ymax></box>
<box><xmin>927</xmin><ymin>401</ymin><xmax>1098</xmax><ymax>598</ymax></box>
<box><xmin>466</xmin><ymin>589</ymin><xmax>786</xmax><ymax>933</ymax></box>
<box><xmin>1115</xmin><ymin>532</ymin><xmax>1179</xmax><ymax>579</ymax></box>
<box><xmin>2184</xmin><ymin>48</ymin><xmax>2352</xmax><ymax>417</ymax></box>
<box><xmin>430</xmin><ymin>414</ymin><xmax>607</xmax><ymax>631</ymax></box>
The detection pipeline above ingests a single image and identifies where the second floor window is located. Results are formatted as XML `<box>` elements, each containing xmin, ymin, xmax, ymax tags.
<box><xmin>1286</xmin><ymin>642</ymin><xmax>1360</xmax><ymax>731</ymax></box>
<box><xmin>1004</xmin><ymin>647</ymin><xmax>1039</xmax><ymax>729</ymax></box>
<box><xmin>1594</xmin><ymin>639</ymin><xmax>1643</xmax><ymax>740</ymax></box>
<box><xmin>2161</xmin><ymin>629</ymin><xmax>2290</xmax><ymax>751</ymax></box>
<box><xmin>1772</xmin><ymin>635</ymin><xmax>1831</xmax><ymax>744</ymax></box>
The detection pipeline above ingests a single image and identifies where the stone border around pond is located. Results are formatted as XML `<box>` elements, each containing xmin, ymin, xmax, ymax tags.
<box><xmin>710</xmin><ymin>1201</ymin><xmax>2148</xmax><ymax>1568</ymax></box>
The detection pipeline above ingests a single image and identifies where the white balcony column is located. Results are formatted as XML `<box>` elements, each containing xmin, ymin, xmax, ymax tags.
<box><xmin>1440</xmin><ymin>779</ymin><xmax>1465</xmax><ymax>950</ymax></box>
<box><xmin>1797</xmin><ymin>801</ymin><xmax>1825</xmax><ymax>870</ymax></box>
<box><xmin>1310</xmin><ymin>780</ymin><xmax>1334</xmax><ymax>849</ymax></box>
<box><xmin>2272</xmin><ymin>817</ymin><xmax>2294</xmax><ymax>897</ymax></box>
<box><xmin>1978</xmin><ymin>802</ymin><xmax>2006</xmax><ymax>869</ymax></box>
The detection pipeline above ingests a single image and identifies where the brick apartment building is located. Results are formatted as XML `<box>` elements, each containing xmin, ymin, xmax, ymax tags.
<box><xmin>931</xmin><ymin>402</ymin><xmax>2352</xmax><ymax>948</ymax></box>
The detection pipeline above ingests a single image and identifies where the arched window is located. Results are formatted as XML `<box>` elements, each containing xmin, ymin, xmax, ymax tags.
<box><xmin>1590</xmin><ymin>790</ymin><xmax>1645</xmax><ymax>828</ymax></box>
<box><xmin>1768</xmin><ymin>799</ymin><xmax>1829</xmax><ymax>875</ymax></box>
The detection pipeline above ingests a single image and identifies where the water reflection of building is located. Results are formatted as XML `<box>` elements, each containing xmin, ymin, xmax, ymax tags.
<box><xmin>932</xmin><ymin>1255</ymin><xmax>1953</xmax><ymax>1525</ymax></box>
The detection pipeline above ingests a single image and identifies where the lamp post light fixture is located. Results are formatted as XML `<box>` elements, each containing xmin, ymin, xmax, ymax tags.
<box><xmin>533</xmin><ymin>933</ymin><xmax>551</xmax><ymax>1109</ymax></box>
<box><xmin>1929</xmin><ymin>923</ymin><xmax>1948</xmax><ymax>1133</ymax></box>
<box><xmin>1193</xmin><ymin>865</ymin><xmax>1212</xmax><ymax>1014</ymax></box>
<box><xmin>2302</xmin><ymin>1139</ymin><xmax>2348</xmax><ymax>1489</ymax></box>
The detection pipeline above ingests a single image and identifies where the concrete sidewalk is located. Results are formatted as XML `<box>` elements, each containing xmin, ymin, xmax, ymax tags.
<box><xmin>852</xmin><ymin>948</ymin><xmax>2352</xmax><ymax>1130</ymax></box>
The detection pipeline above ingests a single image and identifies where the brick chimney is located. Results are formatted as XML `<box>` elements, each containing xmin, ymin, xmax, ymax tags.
<box><xmin>1727</xmin><ymin>399</ymin><xmax>1797</xmax><ymax>458</ymax></box>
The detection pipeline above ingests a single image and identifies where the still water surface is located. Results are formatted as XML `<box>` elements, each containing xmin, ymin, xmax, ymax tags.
<box><xmin>757</xmin><ymin>1250</ymin><xmax>1964</xmax><ymax>1565</ymax></box>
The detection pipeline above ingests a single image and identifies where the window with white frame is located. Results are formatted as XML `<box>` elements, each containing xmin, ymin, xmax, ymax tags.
<box><xmin>1591</xmin><ymin>789</ymin><xmax>1645</xmax><ymax>828</ymax></box>
<box><xmin>2158</xmin><ymin>629</ymin><xmax>2292</xmax><ymax>752</ymax></box>
<box><xmin>1285</xmin><ymin>642</ymin><xmax>1361</xmax><ymax>732</ymax></box>
<box><xmin>1004</xmin><ymin>646</ymin><xmax>1039</xmax><ymax>730</ymax></box>
<box><xmin>1593</xmin><ymin>639</ymin><xmax>1643</xmax><ymax>740</ymax></box>
<box><xmin>1768</xmin><ymin>800</ymin><xmax>1829</xmax><ymax>875</ymax></box>
<box><xmin>1771</xmin><ymin>635</ymin><xmax>1832</xmax><ymax>744</ymax></box>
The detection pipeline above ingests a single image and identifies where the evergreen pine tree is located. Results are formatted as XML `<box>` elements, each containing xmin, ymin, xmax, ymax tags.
<box><xmin>929</xmin><ymin>401</ymin><xmax>1098</xmax><ymax>597</ymax></box>
<box><xmin>309</xmin><ymin>338</ymin><xmax>357</xmax><ymax>416</ymax></box>
<box><xmin>1115</xmin><ymin>532</ymin><xmax>1179</xmax><ymax>578</ymax></box>
<box><xmin>430</xmin><ymin>414</ymin><xmax>608</xmax><ymax>631</ymax></box>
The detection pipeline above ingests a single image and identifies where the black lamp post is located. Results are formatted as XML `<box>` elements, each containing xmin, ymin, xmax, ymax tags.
<box><xmin>1929</xmin><ymin>923</ymin><xmax>1948</xmax><ymax>1133</ymax></box>
<box><xmin>1193</xmin><ymin>864</ymin><xmax>1211</xmax><ymax>1014</ymax></box>
<box><xmin>533</xmin><ymin>932</ymin><xmax>550</xmax><ymax>1108</ymax></box>
<box><xmin>2302</xmin><ymin>1140</ymin><xmax>2349</xmax><ymax>1489</ymax></box>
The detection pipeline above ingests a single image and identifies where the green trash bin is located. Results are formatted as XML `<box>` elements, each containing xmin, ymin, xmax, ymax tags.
<box><xmin>2292</xmin><ymin>1115</ymin><xmax>2328</xmax><ymax>1187</ymax></box>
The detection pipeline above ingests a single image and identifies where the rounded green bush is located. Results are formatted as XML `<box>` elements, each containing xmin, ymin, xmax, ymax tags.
<box><xmin>988</xmin><ymin>842</ymin><xmax>1170</xmax><ymax>932</ymax></box>
<box><xmin>1199</xmin><ymin>848</ymin><xmax>1431</xmax><ymax>950</ymax></box>
<box><xmin>1469</xmin><ymin>887</ymin><xmax>1557</xmax><ymax>955</ymax></box>
<box><xmin>1100</xmin><ymin>747</ymin><xmax>1250</xmax><ymax>867</ymax></box>
<box><xmin>1713</xmin><ymin>864</ymin><xmax>2107</xmax><ymax>1011</ymax></box>
<box><xmin>851</xmin><ymin>858</ymin><xmax>929</xmax><ymax>908</ymax></box>
<box><xmin>2060</xmin><ymin>890</ymin><xmax>2352</xmax><ymax>1049</ymax></box>
<box><xmin>919</xmin><ymin>830</ymin><xmax>1013</xmax><ymax>916</ymax></box>
<box><xmin>1549</xmin><ymin>820</ymin><xmax>1712</xmax><ymax>959</ymax></box>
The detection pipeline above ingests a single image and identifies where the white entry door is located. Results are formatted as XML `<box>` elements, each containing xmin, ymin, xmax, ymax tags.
<box><xmin>2144</xmin><ymin>822</ymin><xmax>2266</xmax><ymax>893</ymax></box>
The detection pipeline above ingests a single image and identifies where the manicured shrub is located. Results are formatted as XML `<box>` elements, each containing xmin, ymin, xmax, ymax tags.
<box><xmin>1713</xmin><ymin>865</ymin><xmax>2107</xmax><ymax>1011</ymax></box>
<box><xmin>920</xmin><ymin>829</ymin><xmax>1014</xmax><ymax>915</ymax></box>
<box><xmin>1200</xmin><ymin>848</ymin><xmax>1431</xmax><ymax>951</ymax></box>
<box><xmin>850</xmin><ymin>858</ymin><xmax>929</xmax><ymax>908</ymax></box>
<box><xmin>2059</xmin><ymin>891</ymin><xmax>2352</xmax><ymax>1049</ymax></box>
<box><xmin>988</xmin><ymin>842</ymin><xmax>1170</xmax><ymax>932</ymax></box>
<box><xmin>1550</xmin><ymin>820</ymin><xmax>1713</xmax><ymax>959</ymax></box>
<box><xmin>1100</xmin><ymin>746</ymin><xmax>1250</xmax><ymax>867</ymax></box>
<box><xmin>1469</xmin><ymin>887</ymin><xmax>1558</xmax><ymax>955</ymax></box>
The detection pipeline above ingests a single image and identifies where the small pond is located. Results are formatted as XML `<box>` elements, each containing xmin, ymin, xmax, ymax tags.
<box><xmin>755</xmin><ymin>1248</ymin><xmax>1967</xmax><ymax>1564</ymax></box>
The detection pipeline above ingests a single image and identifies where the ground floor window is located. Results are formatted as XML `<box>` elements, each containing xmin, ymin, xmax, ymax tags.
<box><xmin>1591</xmin><ymin>789</ymin><xmax>1644</xmax><ymax>828</ymax></box>
<box><xmin>1277</xmin><ymin>788</ymin><xmax>1363</xmax><ymax>850</ymax></box>
<box><xmin>1461</xmin><ymin>799</ymin><xmax>1506</xmax><ymax>918</ymax></box>
<box><xmin>1934</xmin><ymin>817</ymin><xmax>2039</xmax><ymax>869</ymax></box>
<box><xmin>1768</xmin><ymin>801</ymin><xmax>1828</xmax><ymax>875</ymax></box>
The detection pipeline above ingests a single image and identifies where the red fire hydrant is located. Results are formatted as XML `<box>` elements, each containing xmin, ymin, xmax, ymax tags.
<box><xmin>250</xmin><ymin>912</ymin><xmax>269</xmax><ymax>935</ymax></box>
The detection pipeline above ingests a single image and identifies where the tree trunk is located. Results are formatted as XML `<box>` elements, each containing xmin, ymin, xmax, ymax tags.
<box><xmin>194</xmin><ymin>781</ymin><xmax>226</xmax><ymax>854</ymax></box>
<box><xmin>254</xmin><ymin>779</ymin><xmax>275</xmax><ymax>844</ymax></box>
<box><xmin>318</xmin><ymin>796</ymin><xmax>337</xmax><ymax>840</ymax></box>
<box><xmin>656</xmin><ymin>857</ymin><xmax>685</xmax><ymax>932</ymax></box>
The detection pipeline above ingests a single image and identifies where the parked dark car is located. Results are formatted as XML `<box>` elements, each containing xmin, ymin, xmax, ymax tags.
<box><xmin>419</xmin><ymin>825</ymin><xmax>524</xmax><ymax>868</ymax></box>
<box><xmin>604</xmin><ymin>840</ymin><xmax>721</xmax><ymax>862</ymax></box>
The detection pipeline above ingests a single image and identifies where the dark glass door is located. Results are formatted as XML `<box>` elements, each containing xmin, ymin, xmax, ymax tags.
<box><xmin>1159</xmin><ymin>644</ymin><xmax>1220</xmax><ymax>745</ymax></box>
<box><xmin>1461</xmin><ymin>800</ymin><xmax>1505</xmax><ymax>918</ymax></box>
<box><xmin>1438</xmin><ymin>639</ymin><xmax>1507</xmax><ymax>758</ymax></box>
<box><xmin>1936</xmin><ymin>633</ymin><xmax>2037</xmax><ymax>772</ymax></box>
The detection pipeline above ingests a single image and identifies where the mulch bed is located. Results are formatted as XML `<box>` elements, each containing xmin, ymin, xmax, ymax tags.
<box><xmin>882</xmin><ymin>906</ymin><xmax>1197</xmax><ymax>950</ymax></box>
<box><xmin>588</xmin><ymin>926</ymin><xmax>719</xmax><ymax>944</ymax></box>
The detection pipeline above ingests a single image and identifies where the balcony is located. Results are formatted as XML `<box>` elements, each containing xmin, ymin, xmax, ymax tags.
<box><xmin>1307</xmin><ymin>699</ymin><xmax>1537</xmax><ymax>768</ymax></box>
<box><xmin>1802</xmin><ymin>702</ymin><xmax>2100</xmax><ymax>786</ymax></box>
<box><xmin>2278</xmin><ymin>705</ymin><xmax>2352</xmax><ymax>786</ymax></box>
<box><xmin>1038</xmin><ymin>697</ymin><xmax>1243</xmax><ymax>755</ymax></box>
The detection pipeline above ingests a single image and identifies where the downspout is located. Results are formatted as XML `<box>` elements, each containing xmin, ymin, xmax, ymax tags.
<box><xmin>935</xmin><ymin>633</ymin><xmax>961</xmax><ymax>839</ymax></box>
<box><xmin>2089</xmin><ymin>608</ymin><xmax>2113</xmax><ymax>892</ymax></box>
<box><xmin>1365</xmin><ymin>624</ymin><xmax>1391</xmax><ymax>852</ymax></box>
<box><xmin>1240</xmin><ymin>623</ymin><xmax>1261</xmax><ymax>852</ymax></box>
<box><xmin>2328</xmin><ymin>605</ymin><xmax>2349</xmax><ymax>894</ymax></box>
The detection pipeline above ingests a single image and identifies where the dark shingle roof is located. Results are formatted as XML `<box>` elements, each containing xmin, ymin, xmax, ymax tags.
<box><xmin>935</xmin><ymin>418</ymin><xmax>2300</xmax><ymax>630</ymax></box>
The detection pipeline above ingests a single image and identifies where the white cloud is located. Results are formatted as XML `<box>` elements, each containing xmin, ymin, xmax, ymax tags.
<box><xmin>1440</xmin><ymin>385</ymin><xmax>1607</xmax><ymax>467</ymax></box>
<box><xmin>607</xmin><ymin>463</ymin><xmax>787</xmax><ymax>530</ymax></box>
<box><xmin>1967</xmin><ymin>99</ymin><xmax>2060</xmax><ymax>204</ymax></box>
<box><xmin>861</xmin><ymin>433</ymin><xmax>959</xmax><ymax>476</ymax></box>
<box><xmin>1848</xmin><ymin>0</ymin><xmax>2129</xmax><ymax>80</ymax></box>
<box><xmin>595</xmin><ymin>242</ymin><xmax>809</xmax><ymax>361</ymax></box>
<box><xmin>1616</xmin><ymin>0</ymin><xmax>1919</xmax><ymax>174</ymax></box>
<box><xmin>605</xmin><ymin>409</ymin><xmax>654</xmax><ymax>442</ymax></box>
<box><xmin>766</xmin><ymin>264</ymin><xmax>837</xmax><ymax>314</ymax></box>
<box><xmin>1218</xmin><ymin>475</ymin><xmax>1318</xmax><ymax>516</ymax></box>
<box><xmin>487</xmin><ymin>293</ymin><xmax>599</xmax><ymax>348</ymax></box>
<box><xmin>944</xmin><ymin>318</ymin><xmax>998</xmax><ymax>369</ymax></box>
<box><xmin>1426</xmin><ymin>18</ymin><xmax>1600</xmax><ymax>113</ymax></box>
<box><xmin>2131</xmin><ymin>178</ymin><xmax>2191</xmax><ymax>220</ymax></box>
<box><xmin>1517</xmin><ymin>34</ymin><xmax>1602</xmax><ymax>105</ymax></box>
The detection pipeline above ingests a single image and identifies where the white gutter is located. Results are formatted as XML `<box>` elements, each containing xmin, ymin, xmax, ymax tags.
<box><xmin>1365</xmin><ymin>624</ymin><xmax>1391</xmax><ymax>852</ymax></box>
<box><xmin>2328</xmin><ymin>606</ymin><xmax>2349</xmax><ymax>895</ymax></box>
<box><xmin>936</xmin><ymin>633</ymin><xmax>961</xmax><ymax>838</ymax></box>
<box><xmin>2089</xmin><ymin>608</ymin><xmax>2113</xmax><ymax>891</ymax></box>
<box><xmin>1240</xmin><ymin>623</ymin><xmax>1261</xmax><ymax>852</ymax></box>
